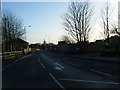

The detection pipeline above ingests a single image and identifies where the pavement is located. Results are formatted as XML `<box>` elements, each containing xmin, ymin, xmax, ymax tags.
<box><xmin>49</xmin><ymin>51</ymin><xmax>120</xmax><ymax>63</ymax></box>
<box><xmin>71</xmin><ymin>54</ymin><xmax>120</xmax><ymax>63</ymax></box>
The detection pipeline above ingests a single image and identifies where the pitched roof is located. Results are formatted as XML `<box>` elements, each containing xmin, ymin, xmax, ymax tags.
<box><xmin>14</xmin><ymin>38</ymin><xmax>28</xmax><ymax>44</ymax></box>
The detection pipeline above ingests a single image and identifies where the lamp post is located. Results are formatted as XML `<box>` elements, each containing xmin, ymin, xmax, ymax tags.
<box><xmin>23</xmin><ymin>25</ymin><xmax>31</xmax><ymax>54</ymax></box>
<box><xmin>24</xmin><ymin>25</ymin><xmax>31</xmax><ymax>41</ymax></box>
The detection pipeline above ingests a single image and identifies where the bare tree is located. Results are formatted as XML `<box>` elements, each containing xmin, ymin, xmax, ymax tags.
<box><xmin>60</xmin><ymin>35</ymin><xmax>75</xmax><ymax>44</ymax></box>
<box><xmin>100</xmin><ymin>2</ymin><xmax>113</xmax><ymax>40</ymax></box>
<box><xmin>2</xmin><ymin>9</ymin><xmax>25</xmax><ymax>52</ymax></box>
<box><xmin>110</xmin><ymin>20</ymin><xmax>120</xmax><ymax>36</ymax></box>
<box><xmin>62</xmin><ymin>0</ymin><xmax>92</xmax><ymax>43</ymax></box>
<box><xmin>115</xmin><ymin>29</ymin><xmax>120</xmax><ymax>36</ymax></box>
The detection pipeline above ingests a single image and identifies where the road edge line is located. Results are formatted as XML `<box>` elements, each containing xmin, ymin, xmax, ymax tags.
<box><xmin>2</xmin><ymin>54</ymin><xmax>31</xmax><ymax>71</ymax></box>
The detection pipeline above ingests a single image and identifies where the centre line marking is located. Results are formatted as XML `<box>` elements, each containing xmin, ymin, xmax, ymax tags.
<box><xmin>41</xmin><ymin>63</ymin><xmax>46</xmax><ymax>69</ymax></box>
<box><xmin>38</xmin><ymin>59</ymin><xmax>40</xmax><ymax>62</ymax></box>
<box><xmin>59</xmin><ymin>78</ymin><xmax>120</xmax><ymax>85</ymax></box>
<box><xmin>49</xmin><ymin>73</ymin><xmax>65</xmax><ymax>89</ymax></box>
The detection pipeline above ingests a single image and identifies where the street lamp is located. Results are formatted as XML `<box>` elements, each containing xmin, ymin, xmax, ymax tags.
<box><xmin>23</xmin><ymin>25</ymin><xmax>31</xmax><ymax>54</ymax></box>
<box><xmin>24</xmin><ymin>25</ymin><xmax>31</xmax><ymax>41</ymax></box>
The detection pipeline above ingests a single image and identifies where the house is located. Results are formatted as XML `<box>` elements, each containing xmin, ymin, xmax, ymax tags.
<box><xmin>55</xmin><ymin>41</ymin><xmax>88</xmax><ymax>54</ymax></box>
<box><xmin>87</xmin><ymin>40</ymin><xmax>105</xmax><ymax>53</ymax></box>
<box><xmin>105</xmin><ymin>35</ymin><xmax>120</xmax><ymax>49</ymax></box>
<box><xmin>4</xmin><ymin>38</ymin><xmax>29</xmax><ymax>54</ymax></box>
<box><xmin>14</xmin><ymin>38</ymin><xmax>29</xmax><ymax>51</ymax></box>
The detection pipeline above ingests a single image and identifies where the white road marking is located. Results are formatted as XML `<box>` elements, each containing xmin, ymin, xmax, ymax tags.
<box><xmin>54</xmin><ymin>67</ymin><xmax>62</xmax><ymax>70</ymax></box>
<box><xmin>20</xmin><ymin>55</ymin><xmax>31</xmax><ymax>59</ymax></box>
<box><xmin>14</xmin><ymin>59</ymin><xmax>19</xmax><ymax>63</ymax></box>
<box><xmin>41</xmin><ymin>63</ymin><xmax>46</xmax><ymax>69</ymax></box>
<box><xmin>14</xmin><ymin>60</ymin><xmax>17</xmax><ymax>62</ymax></box>
<box><xmin>2</xmin><ymin>59</ymin><xmax>20</xmax><ymax>71</ymax></box>
<box><xmin>49</xmin><ymin>73</ymin><xmax>65</xmax><ymax>89</ymax></box>
<box><xmin>2</xmin><ymin>63</ymin><xmax>12</xmax><ymax>71</ymax></box>
<box><xmin>90</xmin><ymin>69</ymin><xmax>113</xmax><ymax>77</ymax></box>
<box><xmin>38</xmin><ymin>56</ymin><xmax>42</xmax><ymax>62</ymax></box>
<box><xmin>55</xmin><ymin>63</ymin><xmax>64</xmax><ymax>68</ymax></box>
<box><xmin>38</xmin><ymin>60</ymin><xmax>40</xmax><ymax>62</ymax></box>
<box><xmin>2</xmin><ymin>55</ymin><xmax>31</xmax><ymax>71</ymax></box>
<box><xmin>59</xmin><ymin>78</ymin><xmax>120</xmax><ymax>85</ymax></box>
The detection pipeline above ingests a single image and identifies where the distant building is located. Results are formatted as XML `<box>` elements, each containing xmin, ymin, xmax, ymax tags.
<box><xmin>58</xmin><ymin>41</ymin><xmax>67</xmax><ymax>45</ymax></box>
<box><xmin>3</xmin><ymin>38</ymin><xmax>29</xmax><ymax>54</ymax></box>
<box><xmin>105</xmin><ymin>35</ymin><xmax>120</xmax><ymax>49</ymax></box>
<box><xmin>11</xmin><ymin>38</ymin><xmax>29</xmax><ymax>54</ymax></box>
<box><xmin>56</xmin><ymin>41</ymin><xmax>88</xmax><ymax>54</ymax></box>
<box><xmin>49</xmin><ymin>35</ymin><xmax>120</xmax><ymax>55</ymax></box>
<box><xmin>87</xmin><ymin>40</ymin><xmax>105</xmax><ymax>53</ymax></box>
<box><xmin>87</xmin><ymin>35</ymin><xmax>120</xmax><ymax>54</ymax></box>
<box><xmin>13</xmin><ymin>38</ymin><xmax>29</xmax><ymax>51</ymax></box>
<box><xmin>57</xmin><ymin>41</ymin><xmax>67</xmax><ymax>52</ymax></box>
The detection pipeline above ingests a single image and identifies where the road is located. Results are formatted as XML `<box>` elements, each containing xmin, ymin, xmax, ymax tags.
<box><xmin>2</xmin><ymin>50</ymin><xmax>120</xmax><ymax>88</ymax></box>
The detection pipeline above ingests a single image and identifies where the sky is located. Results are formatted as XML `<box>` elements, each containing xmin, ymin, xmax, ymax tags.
<box><xmin>2</xmin><ymin>0</ymin><xmax>119</xmax><ymax>44</ymax></box>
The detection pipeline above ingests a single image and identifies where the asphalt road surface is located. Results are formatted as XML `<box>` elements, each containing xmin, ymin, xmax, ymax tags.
<box><xmin>2</xmin><ymin>50</ymin><xmax>120</xmax><ymax>88</ymax></box>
